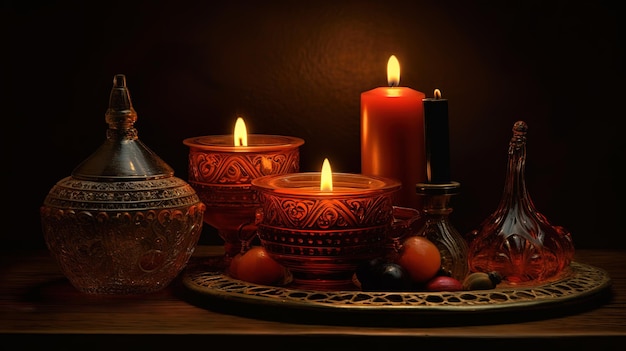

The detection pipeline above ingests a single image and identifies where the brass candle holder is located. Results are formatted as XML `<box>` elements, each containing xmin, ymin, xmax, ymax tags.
<box><xmin>415</xmin><ymin>181</ymin><xmax>469</xmax><ymax>282</ymax></box>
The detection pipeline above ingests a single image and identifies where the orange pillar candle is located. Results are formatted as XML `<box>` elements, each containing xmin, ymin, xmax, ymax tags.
<box><xmin>361</xmin><ymin>55</ymin><xmax>426</xmax><ymax>210</ymax></box>
<box><xmin>422</xmin><ymin>88</ymin><xmax>451</xmax><ymax>183</ymax></box>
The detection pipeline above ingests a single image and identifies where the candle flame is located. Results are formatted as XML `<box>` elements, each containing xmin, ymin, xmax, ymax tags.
<box><xmin>434</xmin><ymin>88</ymin><xmax>442</xmax><ymax>99</ymax></box>
<box><xmin>233</xmin><ymin>117</ymin><xmax>248</xmax><ymax>146</ymax></box>
<box><xmin>320</xmin><ymin>158</ymin><xmax>333</xmax><ymax>191</ymax></box>
<box><xmin>387</xmin><ymin>55</ymin><xmax>400</xmax><ymax>87</ymax></box>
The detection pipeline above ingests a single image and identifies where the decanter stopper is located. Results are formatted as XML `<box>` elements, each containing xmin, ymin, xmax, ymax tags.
<box><xmin>466</xmin><ymin>121</ymin><xmax>575</xmax><ymax>284</ymax></box>
<box><xmin>72</xmin><ymin>74</ymin><xmax>174</xmax><ymax>179</ymax></box>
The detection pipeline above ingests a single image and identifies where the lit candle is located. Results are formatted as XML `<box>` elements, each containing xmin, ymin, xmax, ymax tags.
<box><xmin>320</xmin><ymin>158</ymin><xmax>333</xmax><ymax>191</ymax></box>
<box><xmin>233</xmin><ymin>116</ymin><xmax>248</xmax><ymax>146</ymax></box>
<box><xmin>183</xmin><ymin>117</ymin><xmax>304</xmax><ymax>260</ymax></box>
<box><xmin>361</xmin><ymin>55</ymin><xmax>426</xmax><ymax>210</ymax></box>
<box><xmin>251</xmin><ymin>158</ymin><xmax>401</xmax><ymax>290</ymax></box>
<box><xmin>422</xmin><ymin>89</ymin><xmax>451</xmax><ymax>183</ymax></box>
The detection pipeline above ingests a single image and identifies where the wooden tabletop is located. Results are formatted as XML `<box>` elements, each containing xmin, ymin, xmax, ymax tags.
<box><xmin>2</xmin><ymin>246</ymin><xmax>625</xmax><ymax>349</ymax></box>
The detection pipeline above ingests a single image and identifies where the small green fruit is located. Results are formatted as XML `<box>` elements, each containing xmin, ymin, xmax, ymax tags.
<box><xmin>462</xmin><ymin>271</ymin><xmax>502</xmax><ymax>290</ymax></box>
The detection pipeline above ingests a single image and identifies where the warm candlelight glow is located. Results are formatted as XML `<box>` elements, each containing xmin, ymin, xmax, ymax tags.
<box><xmin>387</xmin><ymin>55</ymin><xmax>400</xmax><ymax>87</ymax></box>
<box><xmin>434</xmin><ymin>88</ymin><xmax>442</xmax><ymax>99</ymax></box>
<box><xmin>233</xmin><ymin>117</ymin><xmax>248</xmax><ymax>146</ymax></box>
<box><xmin>320</xmin><ymin>158</ymin><xmax>333</xmax><ymax>191</ymax></box>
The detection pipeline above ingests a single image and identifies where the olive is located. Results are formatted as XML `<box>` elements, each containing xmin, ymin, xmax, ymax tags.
<box><xmin>462</xmin><ymin>271</ymin><xmax>502</xmax><ymax>290</ymax></box>
<box><xmin>356</xmin><ymin>258</ymin><xmax>411</xmax><ymax>291</ymax></box>
<box><xmin>355</xmin><ymin>257</ymin><xmax>385</xmax><ymax>288</ymax></box>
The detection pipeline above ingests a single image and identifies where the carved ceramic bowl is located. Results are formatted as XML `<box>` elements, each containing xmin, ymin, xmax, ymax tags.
<box><xmin>183</xmin><ymin>134</ymin><xmax>304</xmax><ymax>261</ymax></box>
<box><xmin>251</xmin><ymin>172</ymin><xmax>414</xmax><ymax>290</ymax></box>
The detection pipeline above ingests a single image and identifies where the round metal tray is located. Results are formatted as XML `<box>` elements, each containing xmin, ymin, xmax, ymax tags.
<box><xmin>181</xmin><ymin>260</ymin><xmax>612</xmax><ymax>326</ymax></box>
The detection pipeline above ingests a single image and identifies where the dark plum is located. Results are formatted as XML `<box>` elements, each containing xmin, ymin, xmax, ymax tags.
<box><xmin>356</xmin><ymin>258</ymin><xmax>411</xmax><ymax>291</ymax></box>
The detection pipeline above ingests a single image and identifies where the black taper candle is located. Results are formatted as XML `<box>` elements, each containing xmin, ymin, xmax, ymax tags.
<box><xmin>422</xmin><ymin>89</ymin><xmax>451</xmax><ymax>183</ymax></box>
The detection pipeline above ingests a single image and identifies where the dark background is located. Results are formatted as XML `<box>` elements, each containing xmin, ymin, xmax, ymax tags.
<box><xmin>3</xmin><ymin>0</ymin><xmax>624</xmax><ymax>251</ymax></box>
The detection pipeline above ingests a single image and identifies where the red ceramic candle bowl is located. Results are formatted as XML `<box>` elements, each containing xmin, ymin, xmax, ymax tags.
<box><xmin>184</xmin><ymin>134</ymin><xmax>304</xmax><ymax>260</ymax></box>
<box><xmin>251</xmin><ymin>172</ymin><xmax>403</xmax><ymax>290</ymax></box>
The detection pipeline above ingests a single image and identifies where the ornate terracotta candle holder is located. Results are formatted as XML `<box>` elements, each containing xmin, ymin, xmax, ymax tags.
<box><xmin>184</xmin><ymin>133</ymin><xmax>304</xmax><ymax>263</ymax></box>
<box><xmin>251</xmin><ymin>168</ymin><xmax>406</xmax><ymax>290</ymax></box>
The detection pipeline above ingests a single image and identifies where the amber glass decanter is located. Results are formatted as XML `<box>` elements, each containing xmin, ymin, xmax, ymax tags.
<box><xmin>40</xmin><ymin>74</ymin><xmax>205</xmax><ymax>294</ymax></box>
<box><xmin>466</xmin><ymin>121</ymin><xmax>575</xmax><ymax>284</ymax></box>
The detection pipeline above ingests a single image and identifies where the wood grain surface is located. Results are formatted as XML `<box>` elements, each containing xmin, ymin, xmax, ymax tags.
<box><xmin>1</xmin><ymin>246</ymin><xmax>625</xmax><ymax>349</ymax></box>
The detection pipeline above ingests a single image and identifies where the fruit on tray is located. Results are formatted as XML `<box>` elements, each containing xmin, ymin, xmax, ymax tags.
<box><xmin>229</xmin><ymin>246</ymin><xmax>287</xmax><ymax>285</ymax></box>
<box><xmin>395</xmin><ymin>235</ymin><xmax>442</xmax><ymax>283</ymax></box>
<box><xmin>424</xmin><ymin>275</ymin><xmax>464</xmax><ymax>291</ymax></box>
<box><xmin>462</xmin><ymin>271</ymin><xmax>503</xmax><ymax>290</ymax></box>
<box><xmin>355</xmin><ymin>257</ymin><xmax>412</xmax><ymax>291</ymax></box>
